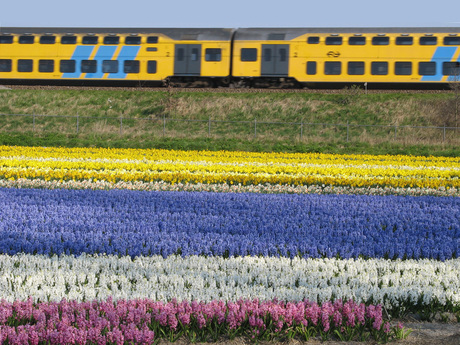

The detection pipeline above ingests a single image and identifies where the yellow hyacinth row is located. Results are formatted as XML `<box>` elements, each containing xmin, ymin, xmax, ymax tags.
<box><xmin>0</xmin><ymin>145</ymin><xmax>459</xmax><ymax>189</ymax></box>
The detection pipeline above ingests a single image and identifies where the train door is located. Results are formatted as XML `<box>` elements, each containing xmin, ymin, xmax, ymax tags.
<box><xmin>261</xmin><ymin>44</ymin><xmax>289</xmax><ymax>76</ymax></box>
<box><xmin>174</xmin><ymin>44</ymin><xmax>201</xmax><ymax>76</ymax></box>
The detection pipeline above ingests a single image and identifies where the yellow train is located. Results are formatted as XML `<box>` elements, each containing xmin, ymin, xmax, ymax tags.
<box><xmin>1</xmin><ymin>27</ymin><xmax>460</xmax><ymax>88</ymax></box>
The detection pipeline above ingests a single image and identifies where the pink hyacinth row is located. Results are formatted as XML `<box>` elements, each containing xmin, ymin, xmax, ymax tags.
<box><xmin>0</xmin><ymin>298</ymin><xmax>403</xmax><ymax>344</ymax></box>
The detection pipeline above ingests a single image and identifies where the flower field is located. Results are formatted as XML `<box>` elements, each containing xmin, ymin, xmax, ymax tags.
<box><xmin>0</xmin><ymin>145</ymin><xmax>459</xmax><ymax>344</ymax></box>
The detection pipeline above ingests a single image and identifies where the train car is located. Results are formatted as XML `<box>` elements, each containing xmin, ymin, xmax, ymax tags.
<box><xmin>0</xmin><ymin>27</ymin><xmax>234</xmax><ymax>86</ymax></box>
<box><xmin>232</xmin><ymin>27</ymin><xmax>460</xmax><ymax>87</ymax></box>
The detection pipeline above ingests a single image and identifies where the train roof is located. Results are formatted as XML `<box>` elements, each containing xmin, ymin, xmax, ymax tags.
<box><xmin>234</xmin><ymin>27</ymin><xmax>460</xmax><ymax>40</ymax></box>
<box><xmin>3</xmin><ymin>27</ymin><xmax>460</xmax><ymax>41</ymax></box>
<box><xmin>0</xmin><ymin>27</ymin><xmax>235</xmax><ymax>41</ymax></box>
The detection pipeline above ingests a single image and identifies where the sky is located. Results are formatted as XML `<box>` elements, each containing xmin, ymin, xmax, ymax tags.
<box><xmin>1</xmin><ymin>0</ymin><xmax>460</xmax><ymax>29</ymax></box>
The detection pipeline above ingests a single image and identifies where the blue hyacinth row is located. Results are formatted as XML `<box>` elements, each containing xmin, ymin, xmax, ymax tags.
<box><xmin>1</xmin><ymin>188</ymin><xmax>459</xmax><ymax>260</ymax></box>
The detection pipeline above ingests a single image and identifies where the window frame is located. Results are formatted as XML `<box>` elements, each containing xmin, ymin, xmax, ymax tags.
<box><xmin>371</xmin><ymin>61</ymin><xmax>388</xmax><ymax>75</ymax></box>
<box><xmin>0</xmin><ymin>59</ymin><xmax>12</xmax><ymax>72</ymax></box>
<box><xmin>124</xmin><ymin>60</ymin><xmax>140</xmax><ymax>74</ymax></box>
<box><xmin>394</xmin><ymin>61</ymin><xmax>412</xmax><ymax>75</ymax></box>
<box><xmin>418</xmin><ymin>61</ymin><xmax>436</xmax><ymax>76</ymax></box>
<box><xmin>102</xmin><ymin>60</ymin><xmax>119</xmax><ymax>74</ymax></box>
<box><xmin>372</xmin><ymin>36</ymin><xmax>389</xmax><ymax>45</ymax></box>
<box><xmin>19</xmin><ymin>36</ymin><xmax>34</xmax><ymax>44</ymax></box>
<box><xmin>103</xmin><ymin>36</ymin><xmax>119</xmax><ymax>45</ymax></box>
<box><xmin>81</xmin><ymin>60</ymin><xmax>97</xmax><ymax>73</ymax></box>
<box><xmin>325</xmin><ymin>36</ymin><xmax>343</xmax><ymax>45</ymax></box>
<box><xmin>205</xmin><ymin>48</ymin><xmax>222</xmax><ymax>62</ymax></box>
<box><xmin>396</xmin><ymin>36</ymin><xmax>413</xmax><ymax>45</ymax></box>
<box><xmin>18</xmin><ymin>59</ymin><xmax>33</xmax><ymax>72</ymax></box>
<box><xmin>419</xmin><ymin>36</ymin><xmax>437</xmax><ymax>45</ymax></box>
<box><xmin>347</xmin><ymin>61</ymin><xmax>365</xmax><ymax>75</ymax></box>
<box><xmin>0</xmin><ymin>35</ymin><xmax>13</xmax><ymax>44</ymax></box>
<box><xmin>60</xmin><ymin>60</ymin><xmax>76</xmax><ymax>73</ymax></box>
<box><xmin>82</xmin><ymin>36</ymin><xmax>98</xmax><ymax>45</ymax></box>
<box><xmin>324</xmin><ymin>61</ymin><xmax>341</xmax><ymax>75</ymax></box>
<box><xmin>240</xmin><ymin>48</ymin><xmax>258</xmax><ymax>62</ymax></box>
<box><xmin>40</xmin><ymin>36</ymin><xmax>56</xmax><ymax>44</ymax></box>
<box><xmin>38</xmin><ymin>59</ymin><xmax>55</xmax><ymax>73</ymax></box>
<box><xmin>306</xmin><ymin>61</ymin><xmax>317</xmax><ymax>75</ymax></box>
<box><xmin>125</xmin><ymin>36</ymin><xmax>141</xmax><ymax>45</ymax></box>
<box><xmin>61</xmin><ymin>36</ymin><xmax>77</xmax><ymax>44</ymax></box>
<box><xmin>348</xmin><ymin>37</ymin><xmax>366</xmax><ymax>45</ymax></box>
<box><xmin>147</xmin><ymin>60</ymin><xmax>157</xmax><ymax>74</ymax></box>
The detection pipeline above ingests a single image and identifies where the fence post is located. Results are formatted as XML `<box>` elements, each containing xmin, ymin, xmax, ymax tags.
<box><xmin>254</xmin><ymin>119</ymin><xmax>257</xmax><ymax>138</ymax></box>
<box><xmin>300</xmin><ymin>121</ymin><xmax>303</xmax><ymax>139</ymax></box>
<box><xmin>76</xmin><ymin>112</ymin><xmax>79</xmax><ymax>134</ymax></box>
<box><xmin>208</xmin><ymin>117</ymin><xmax>211</xmax><ymax>137</ymax></box>
<box><xmin>443</xmin><ymin>124</ymin><xmax>446</xmax><ymax>142</ymax></box>
<box><xmin>33</xmin><ymin>111</ymin><xmax>35</xmax><ymax>131</ymax></box>
<box><xmin>346</xmin><ymin>121</ymin><xmax>349</xmax><ymax>143</ymax></box>
<box><xmin>163</xmin><ymin>114</ymin><xmax>166</xmax><ymax>137</ymax></box>
<box><xmin>120</xmin><ymin>116</ymin><xmax>123</xmax><ymax>135</ymax></box>
<box><xmin>394</xmin><ymin>125</ymin><xmax>397</xmax><ymax>140</ymax></box>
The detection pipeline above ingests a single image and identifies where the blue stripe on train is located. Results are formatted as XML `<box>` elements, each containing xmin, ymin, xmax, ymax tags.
<box><xmin>422</xmin><ymin>47</ymin><xmax>457</xmax><ymax>82</ymax></box>
<box><xmin>85</xmin><ymin>46</ymin><xmax>117</xmax><ymax>78</ymax></box>
<box><xmin>107</xmin><ymin>46</ymin><xmax>141</xmax><ymax>79</ymax></box>
<box><xmin>62</xmin><ymin>46</ymin><xmax>95</xmax><ymax>78</ymax></box>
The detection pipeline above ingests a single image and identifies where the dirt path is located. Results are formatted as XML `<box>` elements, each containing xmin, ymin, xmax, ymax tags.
<box><xmin>157</xmin><ymin>322</ymin><xmax>460</xmax><ymax>345</ymax></box>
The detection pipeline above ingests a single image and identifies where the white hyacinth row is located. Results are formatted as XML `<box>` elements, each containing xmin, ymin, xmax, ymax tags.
<box><xmin>1</xmin><ymin>254</ymin><xmax>459</xmax><ymax>311</ymax></box>
<box><xmin>0</xmin><ymin>178</ymin><xmax>458</xmax><ymax>197</ymax></box>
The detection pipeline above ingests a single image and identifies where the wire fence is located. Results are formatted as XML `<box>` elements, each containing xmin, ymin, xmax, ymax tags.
<box><xmin>0</xmin><ymin>112</ymin><xmax>458</xmax><ymax>145</ymax></box>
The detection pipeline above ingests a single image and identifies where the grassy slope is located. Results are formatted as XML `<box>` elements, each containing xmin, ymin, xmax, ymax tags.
<box><xmin>0</xmin><ymin>88</ymin><xmax>459</xmax><ymax>156</ymax></box>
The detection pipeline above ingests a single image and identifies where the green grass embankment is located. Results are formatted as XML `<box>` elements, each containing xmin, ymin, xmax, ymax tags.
<box><xmin>0</xmin><ymin>87</ymin><xmax>459</xmax><ymax>156</ymax></box>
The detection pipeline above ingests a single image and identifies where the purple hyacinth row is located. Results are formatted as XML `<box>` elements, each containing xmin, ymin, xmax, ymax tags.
<box><xmin>0</xmin><ymin>298</ymin><xmax>403</xmax><ymax>344</ymax></box>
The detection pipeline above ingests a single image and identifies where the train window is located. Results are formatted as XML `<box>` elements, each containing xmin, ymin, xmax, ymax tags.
<box><xmin>147</xmin><ymin>36</ymin><xmax>158</xmax><ymax>44</ymax></box>
<box><xmin>177</xmin><ymin>48</ymin><xmax>184</xmax><ymax>61</ymax></box>
<box><xmin>395</xmin><ymin>62</ymin><xmax>412</xmax><ymax>75</ymax></box>
<box><xmin>0</xmin><ymin>36</ymin><xmax>13</xmax><ymax>44</ymax></box>
<box><xmin>82</xmin><ymin>36</ymin><xmax>98</xmax><ymax>44</ymax></box>
<box><xmin>324</xmin><ymin>61</ymin><xmax>341</xmax><ymax>75</ymax></box>
<box><xmin>18</xmin><ymin>59</ymin><xmax>33</xmax><ymax>72</ymax></box>
<box><xmin>307</xmin><ymin>36</ymin><xmax>319</xmax><ymax>44</ymax></box>
<box><xmin>39</xmin><ymin>60</ymin><xmax>54</xmax><ymax>73</ymax></box>
<box><xmin>0</xmin><ymin>59</ymin><xmax>12</xmax><ymax>72</ymax></box>
<box><xmin>419</xmin><ymin>36</ymin><xmax>437</xmax><ymax>45</ymax></box>
<box><xmin>348</xmin><ymin>61</ymin><xmax>365</xmax><ymax>75</ymax></box>
<box><xmin>264</xmin><ymin>48</ymin><xmax>272</xmax><ymax>62</ymax></box>
<box><xmin>326</xmin><ymin>37</ymin><xmax>342</xmax><ymax>45</ymax></box>
<box><xmin>147</xmin><ymin>60</ymin><xmax>157</xmax><ymax>74</ymax></box>
<box><xmin>443</xmin><ymin>36</ymin><xmax>460</xmax><ymax>45</ymax></box>
<box><xmin>372</xmin><ymin>37</ymin><xmax>389</xmax><ymax>45</ymax></box>
<box><xmin>19</xmin><ymin>36</ymin><xmax>34</xmax><ymax>44</ymax></box>
<box><xmin>102</xmin><ymin>60</ymin><xmax>118</xmax><ymax>73</ymax></box>
<box><xmin>348</xmin><ymin>37</ymin><xmax>366</xmax><ymax>45</ymax></box>
<box><xmin>60</xmin><ymin>60</ymin><xmax>76</xmax><ymax>73</ymax></box>
<box><xmin>241</xmin><ymin>48</ymin><xmax>257</xmax><ymax>61</ymax></box>
<box><xmin>442</xmin><ymin>62</ymin><xmax>460</xmax><ymax>75</ymax></box>
<box><xmin>104</xmin><ymin>36</ymin><xmax>119</xmax><ymax>45</ymax></box>
<box><xmin>191</xmin><ymin>48</ymin><xmax>199</xmax><ymax>61</ymax></box>
<box><xmin>396</xmin><ymin>37</ymin><xmax>413</xmax><ymax>45</ymax></box>
<box><xmin>124</xmin><ymin>60</ymin><xmax>140</xmax><ymax>73</ymax></box>
<box><xmin>371</xmin><ymin>62</ymin><xmax>388</xmax><ymax>75</ymax></box>
<box><xmin>205</xmin><ymin>48</ymin><xmax>222</xmax><ymax>61</ymax></box>
<box><xmin>40</xmin><ymin>36</ymin><xmax>56</xmax><ymax>44</ymax></box>
<box><xmin>418</xmin><ymin>62</ymin><xmax>436</xmax><ymax>75</ymax></box>
<box><xmin>61</xmin><ymin>36</ymin><xmax>77</xmax><ymax>44</ymax></box>
<box><xmin>306</xmin><ymin>61</ymin><xmax>317</xmax><ymax>75</ymax></box>
<box><xmin>279</xmin><ymin>48</ymin><xmax>287</xmax><ymax>62</ymax></box>
<box><xmin>81</xmin><ymin>60</ymin><xmax>97</xmax><ymax>73</ymax></box>
<box><xmin>125</xmin><ymin>36</ymin><xmax>141</xmax><ymax>45</ymax></box>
